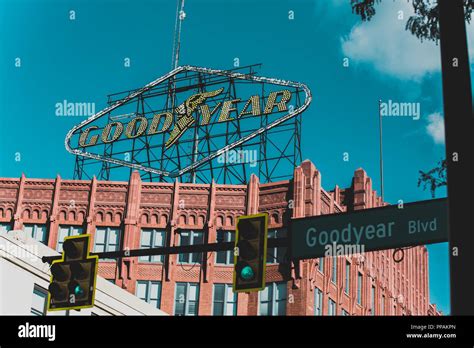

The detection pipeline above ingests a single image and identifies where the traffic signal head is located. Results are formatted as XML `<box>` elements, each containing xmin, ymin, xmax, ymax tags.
<box><xmin>233</xmin><ymin>213</ymin><xmax>268</xmax><ymax>293</ymax></box>
<box><xmin>47</xmin><ymin>234</ymin><xmax>98</xmax><ymax>311</ymax></box>
<box><xmin>62</xmin><ymin>237</ymin><xmax>88</xmax><ymax>261</ymax></box>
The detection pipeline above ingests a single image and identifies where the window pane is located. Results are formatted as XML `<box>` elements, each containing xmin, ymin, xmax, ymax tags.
<box><xmin>141</xmin><ymin>230</ymin><xmax>152</xmax><ymax>247</ymax></box>
<box><xmin>214</xmin><ymin>284</ymin><xmax>225</xmax><ymax>302</ymax></box>
<box><xmin>276</xmin><ymin>299</ymin><xmax>286</xmax><ymax>316</ymax></box>
<box><xmin>23</xmin><ymin>225</ymin><xmax>33</xmax><ymax>236</ymax></box>
<box><xmin>225</xmin><ymin>302</ymin><xmax>235</xmax><ymax>316</ymax></box>
<box><xmin>193</xmin><ymin>232</ymin><xmax>203</xmax><ymax>244</ymax></box>
<box><xmin>315</xmin><ymin>288</ymin><xmax>322</xmax><ymax>315</ymax></box>
<box><xmin>215</xmin><ymin>250</ymin><xmax>227</xmax><ymax>264</ymax></box>
<box><xmin>151</xmin><ymin>255</ymin><xmax>162</xmax><ymax>263</ymax></box>
<box><xmin>136</xmin><ymin>282</ymin><xmax>147</xmax><ymax>300</ymax></box>
<box><xmin>260</xmin><ymin>285</ymin><xmax>270</xmax><ymax>302</ymax></box>
<box><xmin>226</xmin><ymin>286</ymin><xmax>235</xmax><ymax>303</ymax></box>
<box><xmin>95</xmin><ymin>228</ymin><xmax>106</xmax><ymax>244</ymax></box>
<box><xmin>175</xmin><ymin>284</ymin><xmax>186</xmax><ymax>315</ymax></box>
<box><xmin>259</xmin><ymin>302</ymin><xmax>269</xmax><ymax>316</ymax></box>
<box><xmin>179</xmin><ymin>233</ymin><xmax>190</xmax><ymax>263</ymax></box>
<box><xmin>213</xmin><ymin>302</ymin><xmax>224</xmax><ymax>316</ymax></box>
<box><xmin>154</xmin><ymin>231</ymin><xmax>165</xmax><ymax>247</ymax></box>
<box><xmin>188</xmin><ymin>284</ymin><xmax>198</xmax><ymax>301</ymax></box>
<box><xmin>31</xmin><ymin>287</ymin><xmax>47</xmax><ymax>316</ymax></box>
<box><xmin>0</xmin><ymin>223</ymin><xmax>11</xmax><ymax>233</ymax></box>
<box><xmin>188</xmin><ymin>301</ymin><xmax>198</xmax><ymax>316</ymax></box>
<box><xmin>150</xmin><ymin>283</ymin><xmax>160</xmax><ymax>299</ymax></box>
<box><xmin>191</xmin><ymin>232</ymin><xmax>203</xmax><ymax>263</ymax></box>
<box><xmin>275</xmin><ymin>283</ymin><xmax>287</xmax><ymax>300</ymax></box>
<box><xmin>108</xmin><ymin>228</ymin><xmax>119</xmax><ymax>247</ymax></box>
<box><xmin>57</xmin><ymin>227</ymin><xmax>69</xmax><ymax>251</ymax></box>
<box><xmin>72</xmin><ymin>226</ymin><xmax>83</xmax><ymax>235</ymax></box>
<box><xmin>175</xmin><ymin>301</ymin><xmax>185</xmax><ymax>315</ymax></box>
<box><xmin>181</xmin><ymin>232</ymin><xmax>190</xmax><ymax>245</ymax></box>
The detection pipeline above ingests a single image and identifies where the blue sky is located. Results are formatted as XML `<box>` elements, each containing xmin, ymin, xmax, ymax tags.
<box><xmin>1</xmin><ymin>0</ymin><xmax>472</xmax><ymax>314</ymax></box>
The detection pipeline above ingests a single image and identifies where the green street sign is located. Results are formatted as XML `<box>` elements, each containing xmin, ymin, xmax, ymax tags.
<box><xmin>290</xmin><ymin>198</ymin><xmax>448</xmax><ymax>260</ymax></box>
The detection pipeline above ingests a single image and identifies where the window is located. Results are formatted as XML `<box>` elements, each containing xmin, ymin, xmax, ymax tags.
<box><xmin>213</xmin><ymin>284</ymin><xmax>237</xmax><ymax>316</ymax></box>
<box><xmin>174</xmin><ymin>282</ymin><xmax>199</xmax><ymax>316</ymax></box>
<box><xmin>136</xmin><ymin>281</ymin><xmax>162</xmax><ymax>309</ymax></box>
<box><xmin>331</xmin><ymin>256</ymin><xmax>337</xmax><ymax>284</ymax></box>
<box><xmin>266</xmin><ymin>229</ymin><xmax>287</xmax><ymax>264</ymax></box>
<box><xmin>357</xmin><ymin>272</ymin><xmax>362</xmax><ymax>305</ymax></box>
<box><xmin>259</xmin><ymin>282</ymin><xmax>287</xmax><ymax>316</ymax></box>
<box><xmin>0</xmin><ymin>222</ymin><xmax>12</xmax><ymax>234</ymax></box>
<box><xmin>314</xmin><ymin>287</ymin><xmax>323</xmax><ymax>315</ymax></box>
<box><xmin>215</xmin><ymin>230</ymin><xmax>234</xmax><ymax>265</ymax></box>
<box><xmin>57</xmin><ymin>225</ymin><xmax>83</xmax><ymax>252</ymax></box>
<box><xmin>178</xmin><ymin>230</ymin><xmax>204</xmax><ymax>264</ymax></box>
<box><xmin>345</xmin><ymin>260</ymin><xmax>350</xmax><ymax>294</ymax></box>
<box><xmin>23</xmin><ymin>224</ymin><xmax>48</xmax><ymax>245</ymax></box>
<box><xmin>371</xmin><ymin>285</ymin><xmax>376</xmax><ymax>316</ymax></box>
<box><xmin>139</xmin><ymin>229</ymin><xmax>165</xmax><ymax>263</ymax></box>
<box><xmin>31</xmin><ymin>285</ymin><xmax>47</xmax><ymax>316</ymax></box>
<box><xmin>94</xmin><ymin>227</ymin><xmax>121</xmax><ymax>258</ymax></box>
<box><xmin>318</xmin><ymin>257</ymin><xmax>324</xmax><ymax>273</ymax></box>
<box><xmin>341</xmin><ymin>309</ymin><xmax>349</xmax><ymax>316</ymax></box>
<box><xmin>328</xmin><ymin>298</ymin><xmax>336</xmax><ymax>316</ymax></box>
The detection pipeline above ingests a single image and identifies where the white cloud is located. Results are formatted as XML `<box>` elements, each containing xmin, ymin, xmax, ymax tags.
<box><xmin>341</xmin><ymin>1</ymin><xmax>442</xmax><ymax>80</ymax></box>
<box><xmin>426</xmin><ymin>112</ymin><xmax>445</xmax><ymax>144</ymax></box>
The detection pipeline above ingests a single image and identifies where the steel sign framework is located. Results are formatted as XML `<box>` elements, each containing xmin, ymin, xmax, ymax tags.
<box><xmin>68</xmin><ymin>64</ymin><xmax>312</xmax><ymax>184</ymax></box>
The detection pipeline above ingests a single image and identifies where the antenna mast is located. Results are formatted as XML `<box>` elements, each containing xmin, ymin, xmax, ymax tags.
<box><xmin>171</xmin><ymin>0</ymin><xmax>186</xmax><ymax>70</ymax></box>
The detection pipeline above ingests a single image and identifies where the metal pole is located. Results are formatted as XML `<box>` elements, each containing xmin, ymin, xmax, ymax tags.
<box><xmin>378</xmin><ymin>99</ymin><xmax>384</xmax><ymax>201</ymax></box>
<box><xmin>172</xmin><ymin>0</ymin><xmax>185</xmax><ymax>70</ymax></box>
<box><xmin>42</xmin><ymin>238</ymin><xmax>288</xmax><ymax>264</ymax></box>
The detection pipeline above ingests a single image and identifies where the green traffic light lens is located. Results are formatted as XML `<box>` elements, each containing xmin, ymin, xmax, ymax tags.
<box><xmin>74</xmin><ymin>284</ymin><xmax>84</xmax><ymax>296</ymax></box>
<box><xmin>240</xmin><ymin>265</ymin><xmax>255</xmax><ymax>280</ymax></box>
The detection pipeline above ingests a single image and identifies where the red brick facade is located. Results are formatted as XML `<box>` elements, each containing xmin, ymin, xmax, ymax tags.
<box><xmin>0</xmin><ymin>160</ymin><xmax>441</xmax><ymax>315</ymax></box>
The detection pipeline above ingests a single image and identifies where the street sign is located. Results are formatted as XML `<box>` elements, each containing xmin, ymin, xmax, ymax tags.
<box><xmin>290</xmin><ymin>198</ymin><xmax>448</xmax><ymax>260</ymax></box>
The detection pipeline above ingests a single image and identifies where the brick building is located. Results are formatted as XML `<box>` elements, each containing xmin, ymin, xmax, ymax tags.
<box><xmin>0</xmin><ymin>160</ymin><xmax>441</xmax><ymax>315</ymax></box>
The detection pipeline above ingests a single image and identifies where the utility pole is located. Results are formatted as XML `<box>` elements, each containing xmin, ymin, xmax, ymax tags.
<box><xmin>439</xmin><ymin>0</ymin><xmax>474</xmax><ymax>315</ymax></box>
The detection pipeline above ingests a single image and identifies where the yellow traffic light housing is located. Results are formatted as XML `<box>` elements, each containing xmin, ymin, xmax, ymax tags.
<box><xmin>233</xmin><ymin>213</ymin><xmax>268</xmax><ymax>293</ymax></box>
<box><xmin>47</xmin><ymin>234</ymin><xmax>98</xmax><ymax>311</ymax></box>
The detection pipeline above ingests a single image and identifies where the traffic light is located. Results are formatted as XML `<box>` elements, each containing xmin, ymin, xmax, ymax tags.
<box><xmin>233</xmin><ymin>213</ymin><xmax>268</xmax><ymax>293</ymax></box>
<box><xmin>47</xmin><ymin>234</ymin><xmax>98</xmax><ymax>311</ymax></box>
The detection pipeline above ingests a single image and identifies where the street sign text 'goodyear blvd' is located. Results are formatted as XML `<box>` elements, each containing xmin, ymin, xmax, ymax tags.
<box><xmin>290</xmin><ymin>198</ymin><xmax>448</xmax><ymax>259</ymax></box>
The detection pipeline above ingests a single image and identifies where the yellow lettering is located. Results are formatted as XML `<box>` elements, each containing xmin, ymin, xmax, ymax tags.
<box><xmin>125</xmin><ymin>117</ymin><xmax>148</xmax><ymax>139</ymax></box>
<box><xmin>218</xmin><ymin>99</ymin><xmax>240</xmax><ymax>122</ymax></box>
<box><xmin>78</xmin><ymin>126</ymin><xmax>99</xmax><ymax>147</ymax></box>
<box><xmin>200</xmin><ymin>103</ymin><xmax>221</xmax><ymax>125</ymax></box>
<box><xmin>148</xmin><ymin>112</ymin><xmax>172</xmax><ymax>135</ymax></box>
<box><xmin>239</xmin><ymin>95</ymin><xmax>261</xmax><ymax>118</ymax></box>
<box><xmin>263</xmin><ymin>90</ymin><xmax>291</xmax><ymax>114</ymax></box>
<box><xmin>101</xmin><ymin>122</ymin><xmax>124</xmax><ymax>143</ymax></box>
